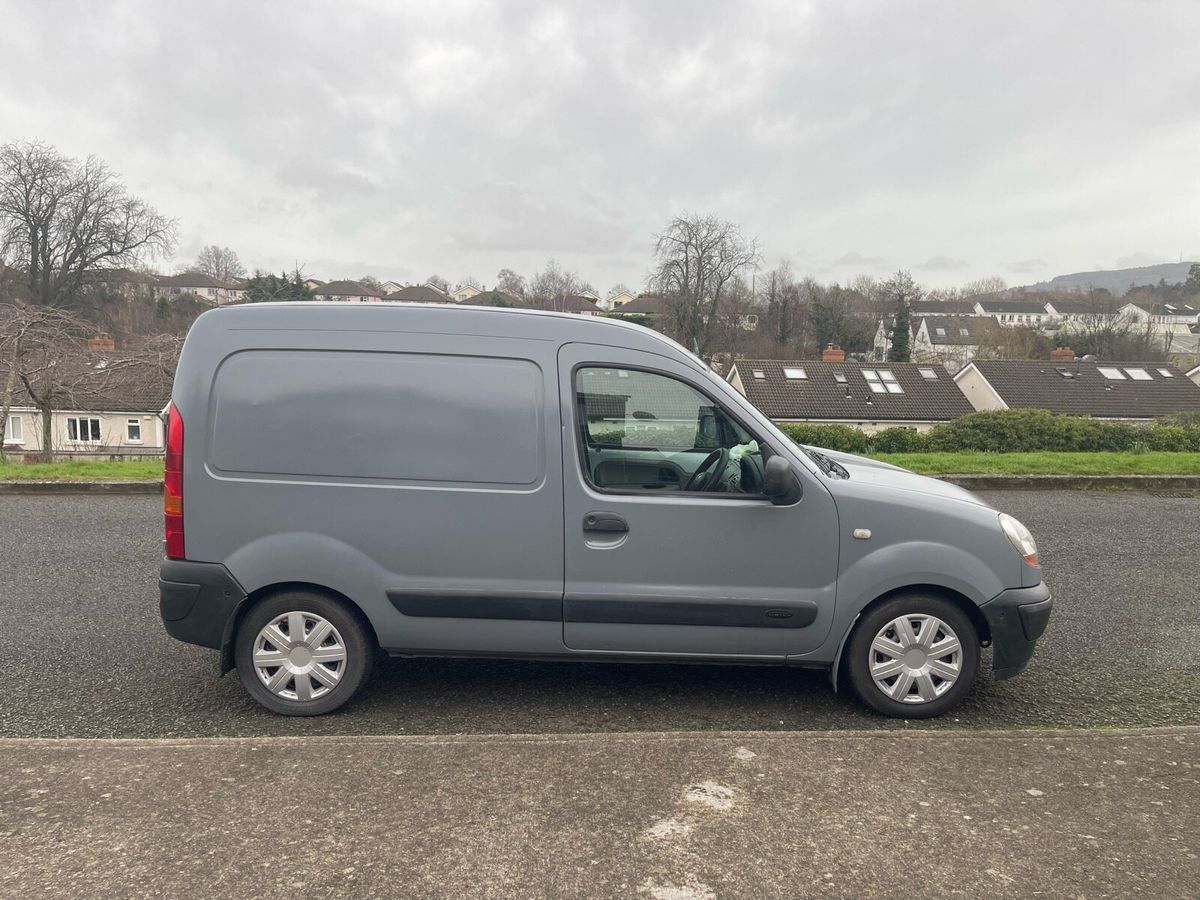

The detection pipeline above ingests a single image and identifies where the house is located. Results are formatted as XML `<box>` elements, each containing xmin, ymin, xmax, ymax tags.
<box><xmin>2</xmin><ymin>349</ymin><xmax>173</xmax><ymax>459</ymax></box>
<box><xmin>873</xmin><ymin>299</ymin><xmax>977</xmax><ymax>359</ymax></box>
<box><xmin>605</xmin><ymin>288</ymin><xmax>638</xmax><ymax>311</ymax></box>
<box><xmin>379</xmin><ymin>280</ymin><xmax>405</xmax><ymax>294</ymax></box>
<box><xmin>385</xmin><ymin>284</ymin><xmax>455</xmax><ymax>304</ymax></box>
<box><xmin>610</xmin><ymin>293</ymin><xmax>666</xmax><ymax>322</ymax></box>
<box><xmin>1043</xmin><ymin>296</ymin><xmax>1120</xmax><ymax>325</ymax></box>
<box><xmin>911</xmin><ymin>316</ymin><xmax>1003</xmax><ymax>371</ymax></box>
<box><xmin>561</xmin><ymin>294</ymin><xmax>602</xmax><ymax>316</ymax></box>
<box><xmin>954</xmin><ymin>357</ymin><xmax>1200</xmax><ymax>420</ymax></box>
<box><xmin>727</xmin><ymin>347</ymin><xmax>975</xmax><ymax>433</ymax></box>
<box><xmin>1118</xmin><ymin>297</ymin><xmax>1200</xmax><ymax>326</ymax></box>
<box><xmin>304</xmin><ymin>278</ymin><xmax>326</xmax><ymax>292</ymax></box>
<box><xmin>155</xmin><ymin>272</ymin><xmax>241</xmax><ymax>306</ymax></box>
<box><xmin>1187</xmin><ymin>363</ymin><xmax>1200</xmax><ymax>387</ymax></box>
<box><xmin>314</xmin><ymin>280</ymin><xmax>383</xmax><ymax>303</ymax></box>
<box><xmin>452</xmin><ymin>284</ymin><xmax>482</xmax><ymax>303</ymax></box>
<box><xmin>973</xmin><ymin>299</ymin><xmax>1052</xmax><ymax>328</ymax></box>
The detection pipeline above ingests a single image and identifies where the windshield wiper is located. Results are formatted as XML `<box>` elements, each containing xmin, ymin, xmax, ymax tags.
<box><xmin>803</xmin><ymin>447</ymin><xmax>849</xmax><ymax>480</ymax></box>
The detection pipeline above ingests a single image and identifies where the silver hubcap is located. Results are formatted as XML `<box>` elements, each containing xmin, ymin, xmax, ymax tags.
<box><xmin>869</xmin><ymin>614</ymin><xmax>963</xmax><ymax>704</ymax></box>
<box><xmin>253</xmin><ymin>612</ymin><xmax>347</xmax><ymax>702</ymax></box>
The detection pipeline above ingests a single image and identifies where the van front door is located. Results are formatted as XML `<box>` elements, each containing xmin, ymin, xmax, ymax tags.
<box><xmin>558</xmin><ymin>343</ymin><xmax>839</xmax><ymax>659</ymax></box>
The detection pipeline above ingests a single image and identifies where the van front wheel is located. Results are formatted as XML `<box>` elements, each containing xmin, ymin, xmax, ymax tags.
<box><xmin>235</xmin><ymin>591</ymin><xmax>374</xmax><ymax>716</ymax></box>
<box><xmin>846</xmin><ymin>594</ymin><xmax>980</xmax><ymax>719</ymax></box>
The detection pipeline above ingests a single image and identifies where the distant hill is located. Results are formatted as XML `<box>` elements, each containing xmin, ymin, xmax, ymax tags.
<box><xmin>1027</xmin><ymin>262</ymin><xmax>1196</xmax><ymax>296</ymax></box>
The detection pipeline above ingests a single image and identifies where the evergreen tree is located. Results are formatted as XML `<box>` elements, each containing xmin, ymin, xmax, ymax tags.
<box><xmin>888</xmin><ymin>299</ymin><xmax>911</xmax><ymax>362</ymax></box>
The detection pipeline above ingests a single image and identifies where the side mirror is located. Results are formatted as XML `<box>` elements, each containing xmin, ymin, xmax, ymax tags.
<box><xmin>763</xmin><ymin>455</ymin><xmax>803</xmax><ymax>505</ymax></box>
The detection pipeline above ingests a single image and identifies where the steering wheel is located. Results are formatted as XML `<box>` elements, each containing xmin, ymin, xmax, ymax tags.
<box><xmin>684</xmin><ymin>448</ymin><xmax>730</xmax><ymax>492</ymax></box>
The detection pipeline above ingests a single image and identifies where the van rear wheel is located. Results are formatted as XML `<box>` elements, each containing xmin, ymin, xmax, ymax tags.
<box><xmin>846</xmin><ymin>594</ymin><xmax>980</xmax><ymax>719</ymax></box>
<box><xmin>235</xmin><ymin>590</ymin><xmax>374</xmax><ymax>716</ymax></box>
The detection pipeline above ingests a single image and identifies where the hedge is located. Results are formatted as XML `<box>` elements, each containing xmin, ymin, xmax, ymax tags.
<box><xmin>775</xmin><ymin>409</ymin><xmax>1200</xmax><ymax>454</ymax></box>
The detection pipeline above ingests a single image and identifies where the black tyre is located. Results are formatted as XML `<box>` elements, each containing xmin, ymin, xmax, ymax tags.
<box><xmin>846</xmin><ymin>593</ymin><xmax>980</xmax><ymax>719</ymax></box>
<box><xmin>235</xmin><ymin>590</ymin><xmax>374</xmax><ymax>716</ymax></box>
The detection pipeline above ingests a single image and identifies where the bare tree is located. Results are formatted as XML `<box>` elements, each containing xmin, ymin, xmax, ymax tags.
<box><xmin>761</xmin><ymin>261</ymin><xmax>802</xmax><ymax>349</ymax></box>
<box><xmin>194</xmin><ymin>245</ymin><xmax>244</xmax><ymax>281</ymax></box>
<box><xmin>457</xmin><ymin>276</ymin><xmax>482</xmax><ymax>291</ymax></box>
<box><xmin>426</xmin><ymin>274</ymin><xmax>450</xmax><ymax>293</ymax></box>
<box><xmin>0</xmin><ymin>302</ymin><xmax>90</xmax><ymax>458</ymax></box>
<box><xmin>529</xmin><ymin>259</ymin><xmax>589</xmax><ymax>312</ymax></box>
<box><xmin>0</xmin><ymin>140</ymin><xmax>176</xmax><ymax>308</ymax></box>
<box><xmin>650</xmin><ymin>213</ymin><xmax>760</xmax><ymax>356</ymax></box>
<box><xmin>496</xmin><ymin>268</ymin><xmax>526</xmax><ymax>298</ymax></box>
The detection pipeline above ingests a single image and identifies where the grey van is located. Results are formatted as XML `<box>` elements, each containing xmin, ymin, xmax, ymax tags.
<box><xmin>159</xmin><ymin>303</ymin><xmax>1051</xmax><ymax>718</ymax></box>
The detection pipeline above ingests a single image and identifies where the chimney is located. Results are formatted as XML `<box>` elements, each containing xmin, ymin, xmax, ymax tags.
<box><xmin>1050</xmin><ymin>346</ymin><xmax>1075</xmax><ymax>361</ymax></box>
<box><xmin>821</xmin><ymin>343</ymin><xmax>845</xmax><ymax>362</ymax></box>
<box><xmin>88</xmin><ymin>334</ymin><xmax>116</xmax><ymax>353</ymax></box>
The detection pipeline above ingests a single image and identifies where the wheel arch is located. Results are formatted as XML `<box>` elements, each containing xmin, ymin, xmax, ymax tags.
<box><xmin>219</xmin><ymin>581</ymin><xmax>380</xmax><ymax>675</ymax></box>
<box><xmin>830</xmin><ymin>583</ymin><xmax>990</xmax><ymax>692</ymax></box>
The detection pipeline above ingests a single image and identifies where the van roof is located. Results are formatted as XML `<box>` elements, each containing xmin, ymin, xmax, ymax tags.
<box><xmin>192</xmin><ymin>301</ymin><xmax>705</xmax><ymax>370</ymax></box>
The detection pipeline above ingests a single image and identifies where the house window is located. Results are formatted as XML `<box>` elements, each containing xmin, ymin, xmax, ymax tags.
<box><xmin>959</xmin><ymin>328</ymin><xmax>970</xmax><ymax>337</ymax></box>
<box><xmin>1124</xmin><ymin>368</ymin><xmax>1152</xmax><ymax>381</ymax></box>
<box><xmin>67</xmin><ymin>416</ymin><xmax>102</xmax><ymax>443</ymax></box>
<box><xmin>919</xmin><ymin>368</ymin><xmax>938</xmax><ymax>379</ymax></box>
<box><xmin>783</xmin><ymin>368</ymin><xmax>807</xmax><ymax>380</ymax></box>
<box><xmin>1097</xmin><ymin>367</ymin><xmax>1125</xmax><ymax>380</ymax></box>
<box><xmin>1157</xmin><ymin>368</ymin><xmax>1174</xmax><ymax>377</ymax></box>
<box><xmin>752</xmin><ymin>370</ymin><xmax>765</xmax><ymax>379</ymax></box>
<box><xmin>834</xmin><ymin>373</ymin><xmax>847</xmax><ymax>384</ymax></box>
<box><xmin>126</xmin><ymin>418</ymin><xmax>143</xmax><ymax>442</ymax></box>
<box><xmin>862</xmin><ymin>370</ymin><xmax>903</xmax><ymax>394</ymax></box>
<box><xmin>935</xmin><ymin>327</ymin><xmax>946</xmax><ymax>336</ymax></box>
<box><xmin>5</xmin><ymin>415</ymin><xmax>22</xmax><ymax>442</ymax></box>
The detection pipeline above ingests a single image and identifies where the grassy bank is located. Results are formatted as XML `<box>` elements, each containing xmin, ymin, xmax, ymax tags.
<box><xmin>2</xmin><ymin>451</ymin><xmax>1199</xmax><ymax>482</ymax></box>
<box><xmin>0</xmin><ymin>458</ymin><xmax>164</xmax><ymax>481</ymax></box>
<box><xmin>874</xmin><ymin>451</ymin><xmax>1200</xmax><ymax>476</ymax></box>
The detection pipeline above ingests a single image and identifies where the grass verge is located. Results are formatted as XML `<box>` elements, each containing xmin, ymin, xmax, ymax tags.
<box><xmin>873</xmin><ymin>451</ymin><xmax>1200</xmax><ymax>476</ymax></box>
<box><xmin>0</xmin><ymin>458</ymin><xmax>164</xmax><ymax>481</ymax></box>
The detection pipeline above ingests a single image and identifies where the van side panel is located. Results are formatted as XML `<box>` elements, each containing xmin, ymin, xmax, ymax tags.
<box><xmin>177</xmin><ymin>322</ymin><xmax>566</xmax><ymax>656</ymax></box>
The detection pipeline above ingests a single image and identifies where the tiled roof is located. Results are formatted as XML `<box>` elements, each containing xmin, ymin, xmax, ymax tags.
<box><xmin>909</xmin><ymin>300</ymin><xmax>975</xmax><ymax>316</ymax></box>
<box><xmin>730</xmin><ymin>359</ymin><xmax>975</xmax><ymax>422</ymax></box>
<box><xmin>975</xmin><ymin>299</ymin><xmax>1050</xmax><ymax>314</ymax></box>
<box><xmin>962</xmin><ymin>360</ymin><xmax>1200</xmax><ymax>418</ymax></box>
<box><xmin>919</xmin><ymin>316</ymin><xmax>1003</xmax><ymax>345</ymax></box>
<box><xmin>562</xmin><ymin>294</ymin><xmax>601</xmax><ymax>313</ymax></box>
<box><xmin>317</xmin><ymin>280</ymin><xmax>382</xmax><ymax>297</ymax></box>
<box><xmin>385</xmin><ymin>285</ymin><xmax>453</xmax><ymax>303</ymax></box>
<box><xmin>157</xmin><ymin>272</ymin><xmax>235</xmax><ymax>289</ymax></box>
<box><xmin>613</xmin><ymin>294</ymin><xmax>665</xmax><ymax>315</ymax></box>
<box><xmin>1124</xmin><ymin>298</ymin><xmax>1200</xmax><ymax>317</ymax></box>
<box><xmin>1045</xmin><ymin>297</ymin><xmax>1118</xmax><ymax>315</ymax></box>
<box><xmin>3</xmin><ymin>356</ymin><xmax>174</xmax><ymax>414</ymax></box>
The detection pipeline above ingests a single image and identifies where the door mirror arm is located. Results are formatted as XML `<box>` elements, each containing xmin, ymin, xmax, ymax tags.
<box><xmin>762</xmin><ymin>454</ymin><xmax>803</xmax><ymax>505</ymax></box>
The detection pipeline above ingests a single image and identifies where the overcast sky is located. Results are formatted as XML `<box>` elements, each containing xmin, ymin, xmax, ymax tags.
<box><xmin>1</xmin><ymin>0</ymin><xmax>1197</xmax><ymax>292</ymax></box>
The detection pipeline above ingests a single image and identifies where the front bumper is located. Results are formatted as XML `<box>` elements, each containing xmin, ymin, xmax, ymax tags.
<box><xmin>160</xmin><ymin>559</ymin><xmax>247</xmax><ymax>661</ymax></box>
<box><xmin>980</xmin><ymin>582</ymin><xmax>1053</xmax><ymax>680</ymax></box>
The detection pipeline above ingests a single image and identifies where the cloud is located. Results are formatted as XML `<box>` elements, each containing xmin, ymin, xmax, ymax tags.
<box><xmin>831</xmin><ymin>251</ymin><xmax>886</xmax><ymax>268</ymax></box>
<box><xmin>1009</xmin><ymin>258</ymin><xmax>1048</xmax><ymax>274</ymax></box>
<box><xmin>1115</xmin><ymin>252</ymin><xmax>1168</xmax><ymax>268</ymax></box>
<box><xmin>918</xmin><ymin>256</ymin><xmax>969</xmax><ymax>270</ymax></box>
<box><xmin>0</xmin><ymin>0</ymin><xmax>1196</xmax><ymax>290</ymax></box>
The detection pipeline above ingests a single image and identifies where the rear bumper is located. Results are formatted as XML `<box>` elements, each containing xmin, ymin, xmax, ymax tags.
<box><xmin>159</xmin><ymin>559</ymin><xmax>246</xmax><ymax>654</ymax></box>
<box><xmin>980</xmin><ymin>582</ymin><xmax>1053</xmax><ymax>680</ymax></box>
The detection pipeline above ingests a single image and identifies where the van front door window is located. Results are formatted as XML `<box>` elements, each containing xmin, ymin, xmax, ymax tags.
<box><xmin>574</xmin><ymin>366</ymin><xmax>763</xmax><ymax>495</ymax></box>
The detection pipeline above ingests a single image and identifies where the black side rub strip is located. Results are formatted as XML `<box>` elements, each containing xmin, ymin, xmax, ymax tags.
<box><xmin>387</xmin><ymin>591</ymin><xmax>560</xmax><ymax>621</ymax></box>
<box><xmin>565</xmin><ymin>595</ymin><xmax>818</xmax><ymax>628</ymax></box>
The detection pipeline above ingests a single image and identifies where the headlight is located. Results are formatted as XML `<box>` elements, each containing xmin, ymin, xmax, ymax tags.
<box><xmin>999</xmin><ymin>513</ymin><xmax>1038</xmax><ymax>567</ymax></box>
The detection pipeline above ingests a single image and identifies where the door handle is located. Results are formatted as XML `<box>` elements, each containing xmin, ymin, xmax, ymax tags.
<box><xmin>583</xmin><ymin>511</ymin><xmax>628</xmax><ymax>534</ymax></box>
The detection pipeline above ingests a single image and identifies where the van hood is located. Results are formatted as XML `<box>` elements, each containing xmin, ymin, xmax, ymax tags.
<box><xmin>800</xmin><ymin>446</ymin><xmax>990</xmax><ymax>509</ymax></box>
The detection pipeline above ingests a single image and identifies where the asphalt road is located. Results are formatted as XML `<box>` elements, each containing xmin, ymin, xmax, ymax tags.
<box><xmin>1</xmin><ymin>491</ymin><xmax>1197</xmax><ymax>738</ymax></box>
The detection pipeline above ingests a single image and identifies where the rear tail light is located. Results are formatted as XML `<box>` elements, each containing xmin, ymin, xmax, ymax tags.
<box><xmin>164</xmin><ymin>402</ymin><xmax>185</xmax><ymax>559</ymax></box>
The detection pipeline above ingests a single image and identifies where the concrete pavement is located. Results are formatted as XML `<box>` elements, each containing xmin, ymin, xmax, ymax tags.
<box><xmin>3</xmin><ymin>727</ymin><xmax>1196</xmax><ymax>899</ymax></box>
